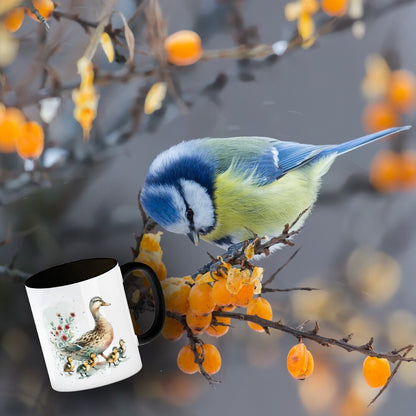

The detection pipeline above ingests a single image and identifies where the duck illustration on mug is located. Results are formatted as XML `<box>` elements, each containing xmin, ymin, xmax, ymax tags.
<box><xmin>49</xmin><ymin>296</ymin><xmax>127</xmax><ymax>378</ymax></box>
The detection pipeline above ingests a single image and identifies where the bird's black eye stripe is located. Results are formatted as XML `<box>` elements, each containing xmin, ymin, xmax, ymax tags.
<box><xmin>186</xmin><ymin>208</ymin><xmax>194</xmax><ymax>222</ymax></box>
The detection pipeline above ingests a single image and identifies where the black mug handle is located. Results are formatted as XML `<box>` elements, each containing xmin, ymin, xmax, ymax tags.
<box><xmin>120</xmin><ymin>262</ymin><xmax>165</xmax><ymax>345</ymax></box>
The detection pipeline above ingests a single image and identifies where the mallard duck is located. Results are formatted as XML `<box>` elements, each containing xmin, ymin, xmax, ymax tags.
<box><xmin>88</xmin><ymin>352</ymin><xmax>98</xmax><ymax>368</ymax></box>
<box><xmin>106</xmin><ymin>347</ymin><xmax>120</xmax><ymax>367</ymax></box>
<box><xmin>77</xmin><ymin>360</ymin><xmax>91</xmax><ymax>377</ymax></box>
<box><xmin>62</xmin><ymin>296</ymin><xmax>114</xmax><ymax>361</ymax></box>
<box><xmin>63</xmin><ymin>357</ymin><xmax>74</xmax><ymax>374</ymax></box>
<box><xmin>118</xmin><ymin>339</ymin><xmax>126</xmax><ymax>359</ymax></box>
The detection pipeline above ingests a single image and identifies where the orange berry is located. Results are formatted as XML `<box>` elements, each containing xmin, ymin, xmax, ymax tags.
<box><xmin>369</xmin><ymin>150</ymin><xmax>402</xmax><ymax>192</ymax></box>
<box><xmin>177</xmin><ymin>345</ymin><xmax>199</xmax><ymax>374</ymax></box>
<box><xmin>199</xmin><ymin>344</ymin><xmax>221</xmax><ymax>375</ymax></box>
<box><xmin>363</xmin><ymin>356</ymin><xmax>391</xmax><ymax>388</ymax></box>
<box><xmin>189</xmin><ymin>283</ymin><xmax>215</xmax><ymax>315</ymax></box>
<box><xmin>164</xmin><ymin>282</ymin><xmax>191</xmax><ymax>315</ymax></box>
<box><xmin>4</xmin><ymin>8</ymin><xmax>24</xmax><ymax>32</ymax></box>
<box><xmin>206</xmin><ymin>316</ymin><xmax>230</xmax><ymax>337</ymax></box>
<box><xmin>321</xmin><ymin>0</ymin><xmax>349</xmax><ymax>16</ymax></box>
<box><xmin>27</xmin><ymin>0</ymin><xmax>54</xmax><ymax>20</ymax></box>
<box><xmin>164</xmin><ymin>30</ymin><xmax>203</xmax><ymax>66</ymax></box>
<box><xmin>362</xmin><ymin>101</ymin><xmax>401</xmax><ymax>133</ymax></box>
<box><xmin>246</xmin><ymin>297</ymin><xmax>273</xmax><ymax>332</ymax></box>
<box><xmin>0</xmin><ymin>107</ymin><xmax>25</xmax><ymax>153</ymax></box>
<box><xmin>287</xmin><ymin>342</ymin><xmax>314</xmax><ymax>380</ymax></box>
<box><xmin>388</xmin><ymin>70</ymin><xmax>416</xmax><ymax>113</ymax></box>
<box><xmin>186</xmin><ymin>311</ymin><xmax>212</xmax><ymax>334</ymax></box>
<box><xmin>212</xmin><ymin>278</ymin><xmax>232</xmax><ymax>307</ymax></box>
<box><xmin>162</xmin><ymin>316</ymin><xmax>184</xmax><ymax>341</ymax></box>
<box><xmin>15</xmin><ymin>120</ymin><xmax>44</xmax><ymax>159</ymax></box>
<box><xmin>400</xmin><ymin>151</ymin><xmax>416</xmax><ymax>190</ymax></box>
<box><xmin>231</xmin><ymin>283</ymin><xmax>254</xmax><ymax>308</ymax></box>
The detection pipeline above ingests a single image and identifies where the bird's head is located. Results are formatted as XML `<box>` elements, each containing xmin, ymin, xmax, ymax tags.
<box><xmin>89</xmin><ymin>296</ymin><xmax>110</xmax><ymax>313</ymax></box>
<box><xmin>140</xmin><ymin>141</ymin><xmax>216</xmax><ymax>246</ymax></box>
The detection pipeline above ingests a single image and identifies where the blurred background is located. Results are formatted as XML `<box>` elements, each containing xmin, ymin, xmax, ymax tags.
<box><xmin>1</xmin><ymin>0</ymin><xmax>416</xmax><ymax>415</ymax></box>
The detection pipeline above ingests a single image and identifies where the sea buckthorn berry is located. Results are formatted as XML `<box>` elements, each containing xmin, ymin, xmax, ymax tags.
<box><xmin>135</xmin><ymin>232</ymin><xmax>167</xmax><ymax>282</ymax></box>
<box><xmin>363</xmin><ymin>356</ymin><xmax>391</xmax><ymax>388</ymax></box>
<box><xmin>164</xmin><ymin>30</ymin><xmax>203</xmax><ymax>66</ymax></box>
<box><xmin>15</xmin><ymin>120</ymin><xmax>44</xmax><ymax>159</ymax></box>
<box><xmin>221</xmin><ymin>304</ymin><xmax>236</xmax><ymax>312</ymax></box>
<box><xmin>186</xmin><ymin>311</ymin><xmax>212</xmax><ymax>335</ymax></box>
<box><xmin>321</xmin><ymin>0</ymin><xmax>349</xmax><ymax>16</ymax></box>
<box><xmin>212</xmin><ymin>278</ymin><xmax>232</xmax><ymax>307</ymax></box>
<box><xmin>388</xmin><ymin>70</ymin><xmax>416</xmax><ymax>113</ymax></box>
<box><xmin>362</xmin><ymin>101</ymin><xmax>401</xmax><ymax>134</ymax></box>
<box><xmin>400</xmin><ymin>151</ymin><xmax>416</xmax><ymax>190</ymax></box>
<box><xmin>4</xmin><ymin>8</ymin><xmax>24</xmax><ymax>32</ymax></box>
<box><xmin>0</xmin><ymin>107</ymin><xmax>25</xmax><ymax>153</ymax></box>
<box><xmin>199</xmin><ymin>344</ymin><xmax>221</xmax><ymax>375</ymax></box>
<box><xmin>369</xmin><ymin>150</ymin><xmax>402</xmax><ymax>192</ymax></box>
<box><xmin>164</xmin><ymin>281</ymin><xmax>191</xmax><ymax>315</ymax></box>
<box><xmin>177</xmin><ymin>345</ymin><xmax>199</xmax><ymax>374</ymax></box>
<box><xmin>162</xmin><ymin>316</ymin><xmax>184</xmax><ymax>341</ymax></box>
<box><xmin>246</xmin><ymin>297</ymin><xmax>273</xmax><ymax>332</ymax></box>
<box><xmin>27</xmin><ymin>0</ymin><xmax>54</xmax><ymax>20</ymax></box>
<box><xmin>287</xmin><ymin>342</ymin><xmax>314</xmax><ymax>380</ymax></box>
<box><xmin>194</xmin><ymin>272</ymin><xmax>216</xmax><ymax>284</ymax></box>
<box><xmin>206</xmin><ymin>316</ymin><xmax>230</xmax><ymax>337</ymax></box>
<box><xmin>189</xmin><ymin>283</ymin><xmax>215</xmax><ymax>315</ymax></box>
<box><xmin>231</xmin><ymin>283</ymin><xmax>254</xmax><ymax>308</ymax></box>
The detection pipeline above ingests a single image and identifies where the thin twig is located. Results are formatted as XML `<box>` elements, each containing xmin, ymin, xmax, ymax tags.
<box><xmin>212</xmin><ymin>310</ymin><xmax>416</xmax><ymax>364</ymax></box>
<box><xmin>262</xmin><ymin>286</ymin><xmax>319</xmax><ymax>293</ymax></box>
<box><xmin>263</xmin><ymin>248</ymin><xmax>301</xmax><ymax>286</ymax></box>
<box><xmin>0</xmin><ymin>265</ymin><xmax>30</xmax><ymax>281</ymax></box>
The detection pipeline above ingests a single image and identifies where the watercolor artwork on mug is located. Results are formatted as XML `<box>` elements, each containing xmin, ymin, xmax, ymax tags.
<box><xmin>47</xmin><ymin>296</ymin><xmax>128</xmax><ymax>378</ymax></box>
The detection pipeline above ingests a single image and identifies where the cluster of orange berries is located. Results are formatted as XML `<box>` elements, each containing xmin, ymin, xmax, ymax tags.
<box><xmin>3</xmin><ymin>0</ymin><xmax>54</xmax><ymax>33</ymax></box>
<box><xmin>0</xmin><ymin>105</ymin><xmax>44</xmax><ymax>159</ymax></box>
<box><xmin>369</xmin><ymin>149</ymin><xmax>416</xmax><ymax>192</ymax></box>
<box><xmin>136</xmin><ymin>232</ymin><xmax>394</xmax><ymax>389</ymax></box>
<box><xmin>161</xmin><ymin>262</ymin><xmax>272</xmax><ymax>375</ymax></box>
<box><xmin>285</xmin><ymin>0</ymin><xmax>353</xmax><ymax>48</ymax></box>
<box><xmin>361</xmin><ymin>55</ymin><xmax>416</xmax><ymax>192</ymax></box>
<box><xmin>362</xmin><ymin>55</ymin><xmax>416</xmax><ymax>133</ymax></box>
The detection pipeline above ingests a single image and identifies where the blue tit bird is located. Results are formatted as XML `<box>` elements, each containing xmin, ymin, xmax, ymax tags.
<box><xmin>140</xmin><ymin>126</ymin><xmax>410</xmax><ymax>249</ymax></box>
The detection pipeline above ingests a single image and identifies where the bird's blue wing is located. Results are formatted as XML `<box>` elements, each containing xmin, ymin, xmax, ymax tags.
<box><xmin>271</xmin><ymin>141</ymin><xmax>327</xmax><ymax>178</ymax></box>
<box><xmin>202</xmin><ymin>137</ymin><xmax>326</xmax><ymax>186</ymax></box>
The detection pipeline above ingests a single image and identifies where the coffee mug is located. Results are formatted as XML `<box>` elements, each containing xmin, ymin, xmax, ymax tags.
<box><xmin>25</xmin><ymin>258</ymin><xmax>165</xmax><ymax>392</ymax></box>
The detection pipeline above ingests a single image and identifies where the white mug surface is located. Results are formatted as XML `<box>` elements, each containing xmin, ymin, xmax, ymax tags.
<box><xmin>26</xmin><ymin>259</ymin><xmax>142</xmax><ymax>392</ymax></box>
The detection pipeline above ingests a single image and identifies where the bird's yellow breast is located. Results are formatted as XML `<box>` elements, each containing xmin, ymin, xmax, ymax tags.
<box><xmin>204</xmin><ymin>155</ymin><xmax>335</xmax><ymax>243</ymax></box>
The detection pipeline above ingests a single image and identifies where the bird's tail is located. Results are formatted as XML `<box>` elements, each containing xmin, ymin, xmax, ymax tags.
<box><xmin>320</xmin><ymin>126</ymin><xmax>411</xmax><ymax>157</ymax></box>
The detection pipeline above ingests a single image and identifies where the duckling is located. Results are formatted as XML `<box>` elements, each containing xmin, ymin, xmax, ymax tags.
<box><xmin>77</xmin><ymin>360</ymin><xmax>91</xmax><ymax>377</ymax></box>
<box><xmin>118</xmin><ymin>339</ymin><xmax>126</xmax><ymax>359</ymax></box>
<box><xmin>88</xmin><ymin>352</ymin><xmax>98</xmax><ymax>368</ymax></box>
<box><xmin>106</xmin><ymin>347</ymin><xmax>120</xmax><ymax>367</ymax></box>
<box><xmin>62</xmin><ymin>296</ymin><xmax>114</xmax><ymax>361</ymax></box>
<box><xmin>63</xmin><ymin>356</ymin><xmax>74</xmax><ymax>374</ymax></box>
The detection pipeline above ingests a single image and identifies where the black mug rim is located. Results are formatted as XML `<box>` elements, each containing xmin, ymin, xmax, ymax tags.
<box><xmin>25</xmin><ymin>258</ymin><xmax>118</xmax><ymax>289</ymax></box>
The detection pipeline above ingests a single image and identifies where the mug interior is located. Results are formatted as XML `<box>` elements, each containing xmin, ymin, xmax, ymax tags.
<box><xmin>25</xmin><ymin>258</ymin><xmax>117</xmax><ymax>289</ymax></box>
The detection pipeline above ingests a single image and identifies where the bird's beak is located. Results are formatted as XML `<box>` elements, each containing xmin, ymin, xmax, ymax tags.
<box><xmin>187</xmin><ymin>230</ymin><xmax>200</xmax><ymax>246</ymax></box>
<box><xmin>102</xmin><ymin>301</ymin><xmax>111</xmax><ymax>306</ymax></box>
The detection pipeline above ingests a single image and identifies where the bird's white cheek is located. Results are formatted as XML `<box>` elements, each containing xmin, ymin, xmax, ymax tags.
<box><xmin>180</xmin><ymin>179</ymin><xmax>215</xmax><ymax>230</ymax></box>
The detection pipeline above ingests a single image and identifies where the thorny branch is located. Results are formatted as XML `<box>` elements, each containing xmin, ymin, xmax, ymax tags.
<box><xmin>196</xmin><ymin>208</ymin><xmax>308</xmax><ymax>277</ymax></box>
<box><xmin>212</xmin><ymin>310</ymin><xmax>416</xmax><ymax>364</ymax></box>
